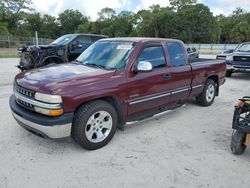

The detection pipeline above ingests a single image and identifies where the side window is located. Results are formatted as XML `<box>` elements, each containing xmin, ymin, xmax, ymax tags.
<box><xmin>92</xmin><ymin>36</ymin><xmax>104</xmax><ymax>42</ymax></box>
<box><xmin>138</xmin><ymin>46</ymin><xmax>166</xmax><ymax>68</ymax></box>
<box><xmin>74</xmin><ymin>36</ymin><xmax>92</xmax><ymax>43</ymax></box>
<box><xmin>166</xmin><ymin>42</ymin><xmax>186</xmax><ymax>67</ymax></box>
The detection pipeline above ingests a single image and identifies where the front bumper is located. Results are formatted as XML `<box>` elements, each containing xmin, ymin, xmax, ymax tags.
<box><xmin>9</xmin><ymin>95</ymin><xmax>74</xmax><ymax>139</ymax></box>
<box><xmin>227</xmin><ymin>61</ymin><xmax>250</xmax><ymax>73</ymax></box>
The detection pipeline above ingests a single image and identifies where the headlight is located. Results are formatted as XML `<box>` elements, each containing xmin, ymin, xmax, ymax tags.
<box><xmin>226</xmin><ymin>55</ymin><xmax>233</xmax><ymax>61</ymax></box>
<box><xmin>35</xmin><ymin>92</ymin><xmax>62</xmax><ymax>103</ymax></box>
<box><xmin>34</xmin><ymin>106</ymin><xmax>63</xmax><ymax>116</ymax></box>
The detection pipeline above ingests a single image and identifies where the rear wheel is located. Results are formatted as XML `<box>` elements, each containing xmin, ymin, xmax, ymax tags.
<box><xmin>231</xmin><ymin>130</ymin><xmax>246</xmax><ymax>155</ymax></box>
<box><xmin>72</xmin><ymin>100</ymin><xmax>118</xmax><ymax>150</ymax></box>
<box><xmin>196</xmin><ymin>79</ymin><xmax>216</xmax><ymax>106</ymax></box>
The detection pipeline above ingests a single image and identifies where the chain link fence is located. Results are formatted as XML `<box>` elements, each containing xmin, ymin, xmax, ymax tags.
<box><xmin>187</xmin><ymin>43</ymin><xmax>239</xmax><ymax>54</ymax></box>
<box><xmin>0</xmin><ymin>35</ymin><xmax>54</xmax><ymax>48</ymax></box>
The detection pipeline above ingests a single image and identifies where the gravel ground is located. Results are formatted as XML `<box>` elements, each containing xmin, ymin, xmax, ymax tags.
<box><xmin>1</xmin><ymin>57</ymin><xmax>250</xmax><ymax>188</ymax></box>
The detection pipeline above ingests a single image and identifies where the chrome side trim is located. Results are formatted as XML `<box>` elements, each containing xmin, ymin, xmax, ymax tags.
<box><xmin>192</xmin><ymin>84</ymin><xmax>203</xmax><ymax>89</ymax></box>
<box><xmin>129</xmin><ymin>86</ymin><xmax>191</xmax><ymax>105</ymax></box>
<box><xmin>12</xmin><ymin>112</ymin><xmax>71</xmax><ymax>139</ymax></box>
<box><xmin>14</xmin><ymin>92</ymin><xmax>61</xmax><ymax>109</ymax></box>
<box><xmin>171</xmin><ymin>88</ymin><xmax>189</xmax><ymax>95</ymax></box>
<box><xmin>129</xmin><ymin>92</ymin><xmax>171</xmax><ymax>105</ymax></box>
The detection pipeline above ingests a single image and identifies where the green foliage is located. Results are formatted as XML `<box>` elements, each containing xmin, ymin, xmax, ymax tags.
<box><xmin>58</xmin><ymin>9</ymin><xmax>89</xmax><ymax>35</ymax></box>
<box><xmin>169</xmin><ymin>0</ymin><xmax>198</xmax><ymax>10</ymax></box>
<box><xmin>0</xmin><ymin>0</ymin><xmax>250</xmax><ymax>44</ymax></box>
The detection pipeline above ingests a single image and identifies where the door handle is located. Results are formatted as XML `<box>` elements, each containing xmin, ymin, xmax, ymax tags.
<box><xmin>163</xmin><ymin>73</ymin><xmax>171</xmax><ymax>80</ymax></box>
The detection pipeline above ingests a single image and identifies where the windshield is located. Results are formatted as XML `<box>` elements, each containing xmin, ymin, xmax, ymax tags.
<box><xmin>236</xmin><ymin>43</ymin><xmax>250</xmax><ymax>52</ymax></box>
<box><xmin>50</xmin><ymin>35</ymin><xmax>75</xmax><ymax>45</ymax></box>
<box><xmin>76</xmin><ymin>41</ymin><xmax>136</xmax><ymax>70</ymax></box>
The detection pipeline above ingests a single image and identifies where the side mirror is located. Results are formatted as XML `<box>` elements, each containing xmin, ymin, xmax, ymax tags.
<box><xmin>137</xmin><ymin>61</ymin><xmax>153</xmax><ymax>72</ymax></box>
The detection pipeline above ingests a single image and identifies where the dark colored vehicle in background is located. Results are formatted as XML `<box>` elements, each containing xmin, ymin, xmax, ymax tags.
<box><xmin>18</xmin><ymin>34</ymin><xmax>107</xmax><ymax>71</ymax></box>
<box><xmin>186</xmin><ymin>46</ymin><xmax>199</xmax><ymax>59</ymax></box>
<box><xmin>9</xmin><ymin>38</ymin><xmax>226</xmax><ymax>150</ymax></box>
<box><xmin>224</xmin><ymin>42</ymin><xmax>250</xmax><ymax>77</ymax></box>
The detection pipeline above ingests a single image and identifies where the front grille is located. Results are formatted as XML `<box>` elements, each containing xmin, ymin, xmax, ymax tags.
<box><xmin>14</xmin><ymin>83</ymin><xmax>35</xmax><ymax>98</ymax></box>
<box><xmin>14</xmin><ymin>83</ymin><xmax>35</xmax><ymax>111</ymax></box>
<box><xmin>233</xmin><ymin>56</ymin><xmax>250</xmax><ymax>62</ymax></box>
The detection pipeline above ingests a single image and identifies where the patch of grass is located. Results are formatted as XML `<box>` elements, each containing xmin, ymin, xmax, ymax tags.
<box><xmin>0</xmin><ymin>54</ymin><xmax>18</xmax><ymax>58</ymax></box>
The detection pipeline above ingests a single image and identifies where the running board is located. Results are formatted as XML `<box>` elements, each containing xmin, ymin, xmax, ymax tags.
<box><xmin>126</xmin><ymin>102</ymin><xmax>185</xmax><ymax>125</ymax></box>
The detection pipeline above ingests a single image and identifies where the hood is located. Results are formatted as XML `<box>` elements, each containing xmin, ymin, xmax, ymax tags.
<box><xmin>15</xmin><ymin>63</ymin><xmax>115</xmax><ymax>95</ymax></box>
<box><xmin>232</xmin><ymin>51</ymin><xmax>250</xmax><ymax>56</ymax></box>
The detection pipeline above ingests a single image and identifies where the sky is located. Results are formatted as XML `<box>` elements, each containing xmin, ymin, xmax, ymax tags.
<box><xmin>32</xmin><ymin>0</ymin><xmax>250</xmax><ymax>20</ymax></box>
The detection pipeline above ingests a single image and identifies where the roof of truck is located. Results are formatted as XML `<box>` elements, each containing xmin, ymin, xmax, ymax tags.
<box><xmin>100</xmin><ymin>37</ymin><xmax>183</xmax><ymax>43</ymax></box>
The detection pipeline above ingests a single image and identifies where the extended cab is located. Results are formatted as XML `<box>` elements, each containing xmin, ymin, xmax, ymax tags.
<box><xmin>9</xmin><ymin>38</ymin><xmax>226</xmax><ymax>150</ymax></box>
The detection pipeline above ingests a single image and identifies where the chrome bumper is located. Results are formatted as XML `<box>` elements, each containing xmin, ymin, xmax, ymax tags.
<box><xmin>12</xmin><ymin>112</ymin><xmax>72</xmax><ymax>139</ymax></box>
<box><xmin>9</xmin><ymin>94</ymin><xmax>73</xmax><ymax>139</ymax></box>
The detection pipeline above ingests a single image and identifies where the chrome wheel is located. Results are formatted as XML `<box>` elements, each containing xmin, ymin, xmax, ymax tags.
<box><xmin>85</xmin><ymin>110</ymin><xmax>113</xmax><ymax>143</ymax></box>
<box><xmin>206</xmin><ymin>84</ymin><xmax>215</xmax><ymax>102</ymax></box>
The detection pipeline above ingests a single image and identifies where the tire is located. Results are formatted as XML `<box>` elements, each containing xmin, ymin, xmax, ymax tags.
<box><xmin>196</xmin><ymin>79</ymin><xmax>216</xmax><ymax>106</ymax></box>
<box><xmin>72</xmin><ymin>100</ymin><xmax>118</xmax><ymax>150</ymax></box>
<box><xmin>231</xmin><ymin>130</ymin><xmax>246</xmax><ymax>155</ymax></box>
<box><xmin>225</xmin><ymin>70</ymin><xmax>232</xmax><ymax>77</ymax></box>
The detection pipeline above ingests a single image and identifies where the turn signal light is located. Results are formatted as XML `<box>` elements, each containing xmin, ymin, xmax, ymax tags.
<box><xmin>48</xmin><ymin>109</ymin><xmax>64</xmax><ymax>116</ymax></box>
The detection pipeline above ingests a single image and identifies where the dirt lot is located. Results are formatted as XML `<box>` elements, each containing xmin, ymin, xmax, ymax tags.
<box><xmin>1</xmin><ymin>57</ymin><xmax>250</xmax><ymax>188</ymax></box>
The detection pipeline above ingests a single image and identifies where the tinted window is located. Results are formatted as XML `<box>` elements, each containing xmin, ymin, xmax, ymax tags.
<box><xmin>92</xmin><ymin>36</ymin><xmax>106</xmax><ymax>42</ymax></box>
<box><xmin>167</xmin><ymin>42</ymin><xmax>185</xmax><ymax>67</ymax></box>
<box><xmin>74</xmin><ymin>36</ymin><xmax>92</xmax><ymax>43</ymax></box>
<box><xmin>138</xmin><ymin>46</ymin><xmax>166</xmax><ymax>68</ymax></box>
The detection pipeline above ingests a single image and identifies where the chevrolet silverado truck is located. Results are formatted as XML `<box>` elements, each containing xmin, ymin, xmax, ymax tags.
<box><xmin>9</xmin><ymin>38</ymin><xmax>226</xmax><ymax>150</ymax></box>
<box><xmin>224</xmin><ymin>42</ymin><xmax>250</xmax><ymax>77</ymax></box>
<box><xmin>18</xmin><ymin>33</ymin><xmax>107</xmax><ymax>71</ymax></box>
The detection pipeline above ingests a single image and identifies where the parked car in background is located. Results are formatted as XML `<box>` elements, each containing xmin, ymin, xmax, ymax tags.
<box><xmin>216</xmin><ymin>49</ymin><xmax>234</xmax><ymax>60</ymax></box>
<box><xmin>224</xmin><ymin>42</ymin><xmax>250</xmax><ymax>77</ymax></box>
<box><xmin>18</xmin><ymin>34</ymin><xmax>107</xmax><ymax>71</ymax></box>
<box><xmin>186</xmin><ymin>46</ymin><xmax>199</xmax><ymax>58</ymax></box>
<box><xmin>9</xmin><ymin>38</ymin><xmax>226</xmax><ymax>150</ymax></box>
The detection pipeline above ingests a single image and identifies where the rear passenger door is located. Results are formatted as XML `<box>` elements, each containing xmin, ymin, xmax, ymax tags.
<box><xmin>126</xmin><ymin>44</ymin><xmax>172</xmax><ymax>115</ymax></box>
<box><xmin>165</xmin><ymin>42</ymin><xmax>192</xmax><ymax>103</ymax></box>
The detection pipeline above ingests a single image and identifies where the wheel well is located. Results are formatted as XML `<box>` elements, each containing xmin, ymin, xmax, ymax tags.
<box><xmin>42</xmin><ymin>56</ymin><xmax>64</xmax><ymax>64</ymax></box>
<box><xmin>76</xmin><ymin>96</ymin><xmax>124</xmax><ymax>127</ymax></box>
<box><xmin>207</xmin><ymin>75</ymin><xmax>219</xmax><ymax>96</ymax></box>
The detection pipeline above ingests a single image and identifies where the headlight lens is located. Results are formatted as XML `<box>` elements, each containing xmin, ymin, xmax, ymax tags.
<box><xmin>226</xmin><ymin>55</ymin><xmax>233</xmax><ymax>61</ymax></box>
<box><xmin>34</xmin><ymin>106</ymin><xmax>63</xmax><ymax>116</ymax></box>
<box><xmin>35</xmin><ymin>92</ymin><xmax>62</xmax><ymax>103</ymax></box>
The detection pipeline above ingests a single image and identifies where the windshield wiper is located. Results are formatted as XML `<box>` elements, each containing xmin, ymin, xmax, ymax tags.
<box><xmin>71</xmin><ymin>59</ymin><xmax>82</xmax><ymax>64</ymax></box>
<box><xmin>84</xmin><ymin>63</ymin><xmax>107</xmax><ymax>70</ymax></box>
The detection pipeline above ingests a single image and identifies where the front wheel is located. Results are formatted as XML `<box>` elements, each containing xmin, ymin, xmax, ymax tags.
<box><xmin>72</xmin><ymin>100</ymin><xmax>118</xmax><ymax>150</ymax></box>
<box><xmin>196</xmin><ymin>79</ymin><xmax>216</xmax><ymax>106</ymax></box>
<box><xmin>231</xmin><ymin>130</ymin><xmax>246</xmax><ymax>155</ymax></box>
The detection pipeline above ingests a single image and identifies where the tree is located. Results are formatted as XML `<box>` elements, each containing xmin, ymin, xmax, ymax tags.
<box><xmin>96</xmin><ymin>8</ymin><xmax>116</xmax><ymax>36</ymax></box>
<box><xmin>171</xmin><ymin>4</ymin><xmax>216</xmax><ymax>43</ymax></box>
<box><xmin>169</xmin><ymin>0</ymin><xmax>197</xmax><ymax>10</ymax></box>
<box><xmin>0</xmin><ymin>0</ymin><xmax>33</xmax><ymax>35</ymax></box>
<box><xmin>58</xmin><ymin>9</ymin><xmax>89</xmax><ymax>35</ymax></box>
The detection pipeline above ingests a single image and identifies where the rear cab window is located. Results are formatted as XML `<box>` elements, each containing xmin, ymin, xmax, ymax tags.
<box><xmin>138</xmin><ymin>46</ymin><xmax>166</xmax><ymax>68</ymax></box>
<box><xmin>166</xmin><ymin>42</ymin><xmax>186</xmax><ymax>67</ymax></box>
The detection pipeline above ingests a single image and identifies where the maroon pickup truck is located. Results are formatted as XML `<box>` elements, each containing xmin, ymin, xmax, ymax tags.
<box><xmin>9</xmin><ymin>38</ymin><xmax>226</xmax><ymax>150</ymax></box>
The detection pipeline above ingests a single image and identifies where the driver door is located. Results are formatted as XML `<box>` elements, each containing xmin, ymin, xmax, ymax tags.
<box><xmin>126</xmin><ymin>43</ymin><xmax>172</xmax><ymax>115</ymax></box>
